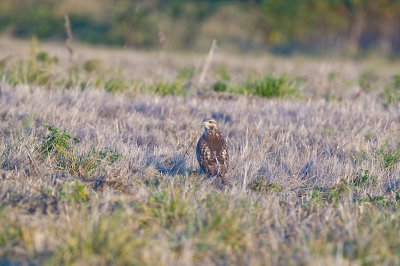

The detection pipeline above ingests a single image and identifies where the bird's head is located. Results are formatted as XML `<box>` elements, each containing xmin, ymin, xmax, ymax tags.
<box><xmin>202</xmin><ymin>119</ymin><xmax>218</xmax><ymax>130</ymax></box>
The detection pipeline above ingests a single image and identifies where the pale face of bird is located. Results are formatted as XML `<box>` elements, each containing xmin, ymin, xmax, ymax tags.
<box><xmin>202</xmin><ymin>119</ymin><xmax>218</xmax><ymax>130</ymax></box>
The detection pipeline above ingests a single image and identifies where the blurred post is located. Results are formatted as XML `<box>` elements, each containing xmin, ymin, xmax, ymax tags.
<box><xmin>64</xmin><ymin>15</ymin><xmax>74</xmax><ymax>69</ymax></box>
<box><xmin>198</xmin><ymin>39</ymin><xmax>217</xmax><ymax>85</ymax></box>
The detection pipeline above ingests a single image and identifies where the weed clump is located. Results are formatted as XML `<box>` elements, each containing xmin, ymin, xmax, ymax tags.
<box><xmin>0</xmin><ymin>39</ymin><xmax>308</xmax><ymax>100</ymax></box>
<box><xmin>237</xmin><ymin>74</ymin><xmax>302</xmax><ymax>98</ymax></box>
<box><xmin>60</xmin><ymin>180</ymin><xmax>90</xmax><ymax>204</ymax></box>
<box><xmin>6</xmin><ymin>38</ymin><xmax>58</xmax><ymax>87</ymax></box>
<box><xmin>152</xmin><ymin>80</ymin><xmax>185</xmax><ymax>96</ymax></box>
<box><xmin>82</xmin><ymin>59</ymin><xmax>103</xmax><ymax>73</ymax></box>
<box><xmin>0</xmin><ymin>212</ymin><xmax>23</xmax><ymax>247</ymax></box>
<box><xmin>352</xmin><ymin>169</ymin><xmax>377</xmax><ymax>187</ymax></box>
<box><xmin>328</xmin><ymin>179</ymin><xmax>350</xmax><ymax>204</ymax></box>
<box><xmin>305</xmin><ymin>179</ymin><xmax>351</xmax><ymax>206</ymax></box>
<box><xmin>212</xmin><ymin>65</ymin><xmax>231</xmax><ymax>92</ymax></box>
<box><xmin>377</xmin><ymin>137</ymin><xmax>400</xmax><ymax>170</ymax></box>
<box><xmin>37</xmin><ymin>124</ymin><xmax>121</xmax><ymax>177</ymax></box>
<box><xmin>358</xmin><ymin>70</ymin><xmax>379</xmax><ymax>92</ymax></box>
<box><xmin>148</xmin><ymin>68</ymin><xmax>194</xmax><ymax>96</ymax></box>
<box><xmin>212</xmin><ymin>80</ymin><xmax>228</xmax><ymax>92</ymax></box>
<box><xmin>381</xmin><ymin>74</ymin><xmax>400</xmax><ymax>107</ymax></box>
<box><xmin>248</xmin><ymin>177</ymin><xmax>282</xmax><ymax>193</ymax></box>
<box><xmin>104</xmin><ymin>76</ymin><xmax>129</xmax><ymax>93</ymax></box>
<box><xmin>39</xmin><ymin>124</ymin><xmax>80</xmax><ymax>160</ymax></box>
<box><xmin>0</xmin><ymin>56</ymin><xmax>11</xmax><ymax>77</ymax></box>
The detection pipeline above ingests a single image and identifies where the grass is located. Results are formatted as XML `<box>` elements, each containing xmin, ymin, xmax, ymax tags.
<box><xmin>36</xmin><ymin>124</ymin><xmax>121</xmax><ymax>178</ymax></box>
<box><xmin>248</xmin><ymin>177</ymin><xmax>282</xmax><ymax>193</ymax></box>
<box><xmin>238</xmin><ymin>74</ymin><xmax>302</xmax><ymax>98</ymax></box>
<box><xmin>39</xmin><ymin>124</ymin><xmax>81</xmax><ymax>159</ymax></box>
<box><xmin>381</xmin><ymin>74</ymin><xmax>400</xmax><ymax>106</ymax></box>
<box><xmin>1</xmin><ymin>39</ymin><xmax>306</xmax><ymax>99</ymax></box>
<box><xmin>3</xmin><ymin>45</ymin><xmax>56</xmax><ymax>87</ymax></box>
<box><xmin>1</xmin><ymin>179</ymin><xmax>400</xmax><ymax>265</ymax></box>
<box><xmin>1</xmin><ymin>38</ymin><xmax>400</xmax><ymax>265</ymax></box>
<box><xmin>211</xmin><ymin>74</ymin><xmax>303</xmax><ymax>98</ymax></box>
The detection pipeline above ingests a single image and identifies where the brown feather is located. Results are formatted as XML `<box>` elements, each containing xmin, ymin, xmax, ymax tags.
<box><xmin>196</xmin><ymin>128</ymin><xmax>229</xmax><ymax>177</ymax></box>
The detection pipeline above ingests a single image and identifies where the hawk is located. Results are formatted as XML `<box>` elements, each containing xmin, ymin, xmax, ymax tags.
<box><xmin>196</xmin><ymin>119</ymin><xmax>229</xmax><ymax>178</ymax></box>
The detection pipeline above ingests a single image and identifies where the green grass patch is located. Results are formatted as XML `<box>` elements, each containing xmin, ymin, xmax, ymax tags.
<box><xmin>248</xmin><ymin>177</ymin><xmax>282</xmax><ymax>193</ymax></box>
<box><xmin>37</xmin><ymin>124</ymin><xmax>121</xmax><ymax>177</ymax></box>
<box><xmin>49</xmin><ymin>186</ymin><xmax>252</xmax><ymax>265</ymax></box>
<box><xmin>0</xmin><ymin>40</ymin><xmax>308</xmax><ymax>99</ymax></box>
<box><xmin>304</xmin><ymin>179</ymin><xmax>351</xmax><ymax>207</ymax></box>
<box><xmin>237</xmin><ymin>74</ymin><xmax>302</xmax><ymax>98</ymax></box>
<box><xmin>212</xmin><ymin>65</ymin><xmax>231</xmax><ymax>93</ymax></box>
<box><xmin>358</xmin><ymin>70</ymin><xmax>379</xmax><ymax>92</ymax></box>
<box><xmin>377</xmin><ymin>136</ymin><xmax>400</xmax><ymax>170</ymax></box>
<box><xmin>5</xmin><ymin>38</ymin><xmax>58</xmax><ymax>87</ymax></box>
<box><xmin>381</xmin><ymin>74</ymin><xmax>400</xmax><ymax>107</ymax></box>
<box><xmin>104</xmin><ymin>76</ymin><xmax>130</xmax><ymax>93</ymax></box>
<box><xmin>2</xmin><ymin>179</ymin><xmax>400</xmax><ymax>265</ymax></box>
<box><xmin>0</xmin><ymin>209</ymin><xmax>23</xmax><ymax>247</ymax></box>
<box><xmin>352</xmin><ymin>169</ymin><xmax>377</xmax><ymax>187</ymax></box>
<box><xmin>0</xmin><ymin>40</ymin><xmax>309</xmax><ymax>100</ymax></box>
<box><xmin>212</xmin><ymin>80</ymin><xmax>228</xmax><ymax>92</ymax></box>
<box><xmin>60</xmin><ymin>180</ymin><xmax>91</xmax><ymax>204</ymax></box>
<box><xmin>150</xmin><ymin>80</ymin><xmax>186</xmax><ymax>96</ymax></box>
<box><xmin>39</xmin><ymin>124</ymin><xmax>80</xmax><ymax>160</ymax></box>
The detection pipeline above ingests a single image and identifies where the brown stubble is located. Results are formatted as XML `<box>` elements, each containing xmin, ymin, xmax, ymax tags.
<box><xmin>1</xmin><ymin>39</ymin><xmax>400</xmax><ymax>264</ymax></box>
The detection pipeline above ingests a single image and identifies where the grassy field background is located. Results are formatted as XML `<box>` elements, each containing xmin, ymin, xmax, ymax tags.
<box><xmin>2</xmin><ymin>0</ymin><xmax>400</xmax><ymax>55</ymax></box>
<box><xmin>1</xmin><ymin>37</ymin><xmax>400</xmax><ymax>265</ymax></box>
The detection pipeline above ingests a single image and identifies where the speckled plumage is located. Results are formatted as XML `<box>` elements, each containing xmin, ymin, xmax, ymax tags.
<box><xmin>196</xmin><ymin>120</ymin><xmax>229</xmax><ymax>178</ymax></box>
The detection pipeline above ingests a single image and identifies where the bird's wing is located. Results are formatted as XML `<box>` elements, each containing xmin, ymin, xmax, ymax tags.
<box><xmin>197</xmin><ymin>137</ymin><xmax>218</xmax><ymax>176</ymax></box>
<box><xmin>216</xmin><ymin>137</ymin><xmax>229</xmax><ymax>177</ymax></box>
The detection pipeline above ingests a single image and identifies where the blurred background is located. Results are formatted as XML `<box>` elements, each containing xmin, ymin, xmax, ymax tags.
<box><xmin>0</xmin><ymin>0</ymin><xmax>400</xmax><ymax>56</ymax></box>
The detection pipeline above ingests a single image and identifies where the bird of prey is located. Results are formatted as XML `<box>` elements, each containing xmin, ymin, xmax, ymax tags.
<box><xmin>196</xmin><ymin>119</ymin><xmax>229</xmax><ymax>178</ymax></box>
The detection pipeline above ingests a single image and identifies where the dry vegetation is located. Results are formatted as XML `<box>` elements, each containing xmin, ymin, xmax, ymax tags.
<box><xmin>1</xmin><ymin>38</ymin><xmax>400</xmax><ymax>265</ymax></box>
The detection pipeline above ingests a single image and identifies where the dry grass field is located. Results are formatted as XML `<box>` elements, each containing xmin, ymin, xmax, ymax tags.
<box><xmin>1</xmin><ymin>37</ymin><xmax>400</xmax><ymax>265</ymax></box>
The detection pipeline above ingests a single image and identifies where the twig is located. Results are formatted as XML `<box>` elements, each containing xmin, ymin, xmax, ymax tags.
<box><xmin>184</xmin><ymin>132</ymin><xmax>201</xmax><ymax>157</ymax></box>
<box><xmin>25</xmin><ymin>146</ymin><xmax>43</xmax><ymax>178</ymax></box>
<box><xmin>158</xmin><ymin>29</ymin><xmax>168</xmax><ymax>51</ymax></box>
<box><xmin>367</xmin><ymin>193</ymin><xmax>373</xmax><ymax>201</ymax></box>
<box><xmin>198</xmin><ymin>39</ymin><xmax>217</xmax><ymax>85</ymax></box>
<box><xmin>64</xmin><ymin>14</ymin><xmax>74</xmax><ymax>69</ymax></box>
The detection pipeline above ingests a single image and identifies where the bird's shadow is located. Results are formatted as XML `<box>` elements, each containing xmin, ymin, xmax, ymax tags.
<box><xmin>146</xmin><ymin>153</ymin><xmax>191</xmax><ymax>176</ymax></box>
<box><xmin>146</xmin><ymin>153</ymin><xmax>230</xmax><ymax>190</ymax></box>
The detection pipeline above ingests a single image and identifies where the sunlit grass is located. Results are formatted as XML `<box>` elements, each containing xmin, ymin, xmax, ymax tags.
<box><xmin>1</xmin><ymin>39</ymin><xmax>400</xmax><ymax>265</ymax></box>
